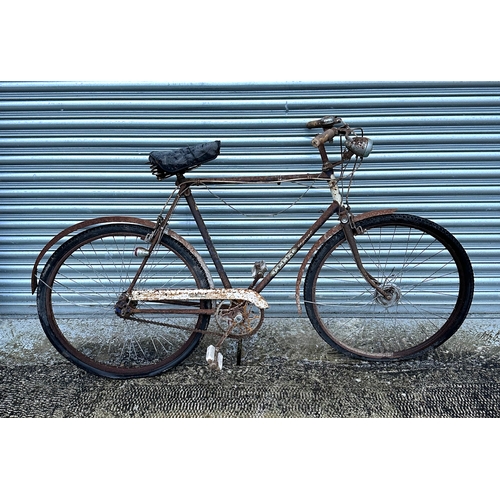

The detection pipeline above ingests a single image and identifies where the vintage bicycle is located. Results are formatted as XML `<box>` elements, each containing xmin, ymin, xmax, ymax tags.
<box><xmin>31</xmin><ymin>116</ymin><xmax>474</xmax><ymax>378</ymax></box>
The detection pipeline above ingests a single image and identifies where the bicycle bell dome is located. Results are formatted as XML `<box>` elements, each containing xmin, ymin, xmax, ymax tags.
<box><xmin>345</xmin><ymin>136</ymin><xmax>373</xmax><ymax>158</ymax></box>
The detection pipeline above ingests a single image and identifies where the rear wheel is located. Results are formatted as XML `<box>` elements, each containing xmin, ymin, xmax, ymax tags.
<box><xmin>304</xmin><ymin>214</ymin><xmax>474</xmax><ymax>360</ymax></box>
<box><xmin>37</xmin><ymin>223</ymin><xmax>212</xmax><ymax>378</ymax></box>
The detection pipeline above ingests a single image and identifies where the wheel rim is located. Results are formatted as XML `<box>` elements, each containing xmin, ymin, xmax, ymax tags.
<box><xmin>38</xmin><ymin>225</ymin><xmax>210</xmax><ymax>377</ymax></box>
<box><xmin>305</xmin><ymin>216</ymin><xmax>472</xmax><ymax>360</ymax></box>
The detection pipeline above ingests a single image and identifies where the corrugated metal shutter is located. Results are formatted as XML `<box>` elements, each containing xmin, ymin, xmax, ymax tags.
<box><xmin>1</xmin><ymin>81</ymin><xmax>499</xmax><ymax>316</ymax></box>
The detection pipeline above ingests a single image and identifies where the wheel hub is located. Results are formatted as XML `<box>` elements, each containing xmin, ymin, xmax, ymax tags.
<box><xmin>115</xmin><ymin>292</ymin><xmax>137</xmax><ymax>318</ymax></box>
<box><xmin>374</xmin><ymin>284</ymin><xmax>402</xmax><ymax>308</ymax></box>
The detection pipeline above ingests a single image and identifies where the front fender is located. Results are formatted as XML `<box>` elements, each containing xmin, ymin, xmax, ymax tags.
<box><xmin>31</xmin><ymin>216</ymin><xmax>214</xmax><ymax>293</ymax></box>
<box><xmin>294</xmin><ymin>209</ymin><xmax>397</xmax><ymax>314</ymax></box>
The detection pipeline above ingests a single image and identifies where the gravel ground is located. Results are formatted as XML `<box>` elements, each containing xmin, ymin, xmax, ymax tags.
<box><xmin>1</xmin><ymin>317</ymin><xmax>500</xmax><ymax>417</ymax></box>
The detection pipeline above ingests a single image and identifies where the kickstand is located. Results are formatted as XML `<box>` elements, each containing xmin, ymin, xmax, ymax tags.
<box><xmin>236</xmin><ymin>339</ymin><xmax>243</xmax><ymax>366</ymax></box>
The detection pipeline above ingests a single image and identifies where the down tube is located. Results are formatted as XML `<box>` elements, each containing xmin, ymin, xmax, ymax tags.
<box><xmin>253</xmin><ymin>201</ymin><xmax>340</xmax><ymax>293</ymax></box>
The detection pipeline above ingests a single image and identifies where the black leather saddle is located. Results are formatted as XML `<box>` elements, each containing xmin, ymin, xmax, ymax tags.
<box><xmin>149</xmin><ymin>141</ymin><xmax>221</xmax><ymax>179</ymax></box>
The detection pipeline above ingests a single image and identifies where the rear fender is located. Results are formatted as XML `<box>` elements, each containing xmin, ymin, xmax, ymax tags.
<box><xmin>31</xmin><ymin>216</ymin><xmax>214</xmax><ymax>293</ymax></box>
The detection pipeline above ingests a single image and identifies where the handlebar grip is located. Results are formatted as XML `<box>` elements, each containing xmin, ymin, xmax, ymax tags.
<box><xmin>311</xmin><ymin>129</ymin><xmax>337</xmax><ymax>147</ymax></box>
<box><xmin>306</xmin><ymin>118</ymin><xmax>323</xmax><ymax>129</ymax></box>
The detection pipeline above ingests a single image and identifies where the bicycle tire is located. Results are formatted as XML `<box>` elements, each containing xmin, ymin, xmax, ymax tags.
<box><xmin>304</xmin><ymin>213</ymin><xmax>474</xmax><ymax>361</ymax></box>
<box><xmin>37</xmin><ymin>223</ymin><xmax>212</xmax><ymax>378</ymax></box>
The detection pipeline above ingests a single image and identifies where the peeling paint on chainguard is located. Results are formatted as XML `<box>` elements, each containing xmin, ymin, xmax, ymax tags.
<box><xmin>130</xmin><ymin>288</ymin><xmax>269</xmax><ymax>310</ymax></box>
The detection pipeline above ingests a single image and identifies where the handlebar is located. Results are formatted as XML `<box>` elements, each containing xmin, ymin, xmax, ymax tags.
<box><xmin>306</xmin><ymin>118</ymin><xmax>326</xmax><ymax>129</ymax></box>
<box><xmin>307</xmin><ymin>115</ymin><xmax>373</xmax><ymax>158</ymax></box>
<box><xmin>306</xmin><ymin>115</ymin><xmax>343</xmax><ymax>129</ymax></box>
<box><xmin>308</xmin><ymin>115</ymin><xmax>350</xmax><ymax>148</ymax></box>
<box><xmin>311</xmin><ymin>128</ymin><xmax>338</xmax><ymax>147</ymax></box>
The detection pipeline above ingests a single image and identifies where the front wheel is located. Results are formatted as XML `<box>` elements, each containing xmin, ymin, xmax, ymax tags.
<box><xmin>37</xmin><ymin>223</ymin><xmax>212</xmax><ymax>378</ymax></box>
<box><xmin>304</xmin><ymin>214</ymin><xmax>474</xmax><ymax>361</ymax></box>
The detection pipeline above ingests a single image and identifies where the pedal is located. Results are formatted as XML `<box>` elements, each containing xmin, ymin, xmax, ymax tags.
<box><xmin>206</xmin><ymin>345</ymin><xmax>223</xmax><ymax>370</ymax></box>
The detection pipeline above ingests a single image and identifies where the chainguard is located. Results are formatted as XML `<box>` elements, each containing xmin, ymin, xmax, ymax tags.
<box><xmin>129</xmin><ymin>287</ymin><xmax>269</xmax><ymax>310</ymax></box>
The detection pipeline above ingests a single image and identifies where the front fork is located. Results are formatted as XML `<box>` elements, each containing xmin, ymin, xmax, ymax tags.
<box><xmin>328</xmin><ymin>176</ymin><xmax>392</xmax><ymax>301</ymax></box>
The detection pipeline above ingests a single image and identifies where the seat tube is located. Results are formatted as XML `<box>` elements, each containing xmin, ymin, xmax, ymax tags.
<box><xmin>183</xmin><ymin>188</ymin><xmax>232</xmax><ymax>289</ymax></box>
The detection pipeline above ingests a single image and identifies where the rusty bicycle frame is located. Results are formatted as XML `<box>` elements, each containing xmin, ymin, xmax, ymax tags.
<box><xmin>126</xmin><ymin>118</ymin><xmax>395</xmax><ymax>310</ymax></box>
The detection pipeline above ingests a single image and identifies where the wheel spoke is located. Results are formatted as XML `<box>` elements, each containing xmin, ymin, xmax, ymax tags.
<box><xmin>37</xmin><ymin>224</ymin><xmax>211</xmax><ymax>378</ymax></box>
<box><xmin>304</xmin><ymin>214</ymin><xmax>473</xmax><ymax>360</ymax></box>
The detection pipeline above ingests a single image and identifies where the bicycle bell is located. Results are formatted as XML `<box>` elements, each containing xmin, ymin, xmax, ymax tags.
<box><xmin>345</xmin><ymin>136</ymin><xmax>373</xmax><ymax>158</ymax></box>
